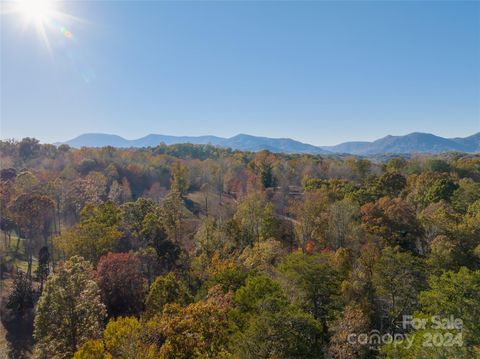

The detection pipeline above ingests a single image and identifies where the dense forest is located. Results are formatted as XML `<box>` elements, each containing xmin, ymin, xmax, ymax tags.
<box><xmin>1</xmin><ymin>137</ymin><xmax>479</xmax><ymax>358</ymax></box>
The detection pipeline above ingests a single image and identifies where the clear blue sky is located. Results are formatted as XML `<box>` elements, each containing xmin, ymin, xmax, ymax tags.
<box><xmin>1</xmin><ymin>1</ymin><xmax>479</xmax><ymax>145</ymax></box>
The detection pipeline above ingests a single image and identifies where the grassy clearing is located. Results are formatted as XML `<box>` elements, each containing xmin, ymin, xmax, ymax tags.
<box><xmin>0</xmin><ymin>232</ymin><xmax>38</xmax><ymax>274</ymax></box>
<box><xmin>186</xmin><ymin>191</ymin><xmax>237</xmax><ymax>218</ymax></box>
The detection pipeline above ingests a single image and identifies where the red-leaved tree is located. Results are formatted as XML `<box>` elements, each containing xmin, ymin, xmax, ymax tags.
<box><xmin>96</xmin><ymin>252</ymin><xmax>146</xmax><ymax>317</ymax></box>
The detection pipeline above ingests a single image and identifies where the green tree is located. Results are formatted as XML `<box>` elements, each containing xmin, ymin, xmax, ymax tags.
<box><xmin>54</xmin><ymin>220</ymin><xmax>122</xmax><ymax>264</ymax></box>
<box><xmin>386</xmin><ymin>157</ymin><xmax>407</xmax><ymax>173</ymax></box>
<box><xmin>419</xmin><ymin>267</ymin><xmax>480</xmax><ymax>349</ymax></box>
<box><xmin>73</xmin><ymin>340</ymin><xmax>105</xmax><ymax>359</ymax></box>
<box><xmin>278</xmin><ymin>251</ymin><xmax>340</xmax><ymax>341</ymax></box>
<box><xmin>254</xmin><ymin>153</ymin><xmax>276</xmax><ymax>189</ymax></box>
<box><xmin>372</xmin><ymin>247</ymin><xmax>426</xmax><ymax>331</ymax></box>
<box><xmin>377</xmin><ymin>171</ymin><xmax>406</xmax><ymax>197</ymax></box>
<box><xmin>202</xmin><ymin>266</ymin><xmax>248</xmax><ymax>296</ymax></box>
<box><xmin>234</xmin><ymin>193</ymin><xmax>280</xmax><ymax>247</ymax></box>
<box><xmin>36</xmin><ymin>246</ymin><xmax>50</xmax><ymax>290</ymax></box>
<box><xmin>236</xmin><ymin>305</ymin><xmax>323</xmax><ymax>359</ymax></box>
<box><xmin>75</xmin><ymin>317</ymin><xmax>159</xmax><ymax>359</ymax></box>
<box><xmin>383</xmin><ymin>268</ymin><xmax>480</xmax><ymax>358</ymax></box>
<box><xmin>171</xmin><ymin>161</ymin><xmax>189</xmax><ymax>195</ymax></box>
<box><xmin>146</xmin><ymin>290</ymin><xmax>233</xmax><ymax>359</ymax></box>
<box><xmin>120</xmin><ymin>198</ymin><xmax>159</xmax><ymax>246</ymax></box>
<box><xmin>427</xmin><ymin>234</ymin><xmax>457</xmax><ymax>273</ymax></box>
<box><xmin>81</xmin><ymin>201</ymin><xmax>121</xmax><ymax>227</ymax></box>
<box><xmin>7</xmin><ymin>272</ymin><xmax>35</xmax><ymax>315</ymax></box>
<box><xmin>238</xmin><ymin>238</ymin><xmax>287</xmax><ymax>273</ymax></box>
<box><xmin>406</xmin><ymin>172</ymin><xmax>457</xmax><ymax>208</ymax></box>
<box><xmin>424</xmin><ymin>178</ymin><xmax>459</xmax><ymax>204</ymax></box>
<box><xmin>54</xmin><ymin>202</ymin><xmax>123</xmax><ymax>263</ymax></box>
<box><xmin>425</xmin><ymin>159</ymin><xmax>450</xmax><ymax>173</ymax></box>
<box><xmin>160</xmin><ymin>190</ymin><xmax>184</xmax><ymax>243</ymax></box>
<box><xmin>145</xmin><ymin>272</ymin><xmax>191</xmax><ymax>317</ymax></box>
<box><xmin>347</xmin><ymin>157</ymin><xmax>371</xmax><ymax>180</ymax></box>
<box><xmin>34</xmin><ymin>256</ymin><xmax>106</xmax><ymax>359</ymax></box>
<box><xmin>103</xmin><ymin>317</ymin><xmax>158</xmax><ymax>358</ymax></box>
<box><xmin>19</xmin><ymin>137</ymin><xmax>40</xmax><ymax>160</ymax></box>
<box><xmin>233</xmin><ymin>274</ymin><xmax>285</xmax><ymax>316</ymax></box>
<box><xmin>194</xmin><ymin>217</ymin><xmax>231</xmax><ymax>268</ymax></box>
<box><xmin>451</xmin><ymin>178</ymin><xmax>480</xmax><ymax>213</ymax></box>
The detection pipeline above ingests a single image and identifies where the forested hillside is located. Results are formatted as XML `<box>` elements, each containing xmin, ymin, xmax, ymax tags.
<box><xmin>1</xmin><ymin>137</ymin><xmax>479</xmax><ymax>358</ymax></box>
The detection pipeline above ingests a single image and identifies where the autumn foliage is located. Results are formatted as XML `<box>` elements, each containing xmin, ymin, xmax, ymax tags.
<box><xmin>96</xmin><ymin>252</ymin><xmax>146</xmax><ymax>317</ymax></box>
<box><xmin>0</xmin><ymin>139</ymin><xmax>479</xmax><ymax>358</ymax></box>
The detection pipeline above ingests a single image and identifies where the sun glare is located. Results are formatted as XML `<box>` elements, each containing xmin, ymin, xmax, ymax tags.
<box><xmin>2</xmin><ymin>0</ymin><xmax>80</xmax><ymax>51</ymax></box>
<box><xmin>16</xmin><ymin>0</ymin><xmax>56</xmax><ymax>24</ymax></box>
<box><xmin>7</xmin><ymin>0</ymin><xmax>73</xmax><ymax>53</ymax></box>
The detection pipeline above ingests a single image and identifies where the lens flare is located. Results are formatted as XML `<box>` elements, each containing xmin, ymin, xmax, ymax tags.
<box><xmin>4</xmin><ymin>0</ymin><xmax>78</xmax><ymax>51</ymax></box>
<box><xmin>60</xmin><ymin>26</ymin><xmax>73</xmax><ymax>39</ymax></box>
<box><xmin>3</xmin><ymin>0</ymin><xmax>93</xmax><ymax>83</ymax></box>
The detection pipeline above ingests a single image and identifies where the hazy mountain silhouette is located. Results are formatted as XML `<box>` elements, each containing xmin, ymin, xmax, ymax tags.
<box><xmin>60</xmin><ymin>132</ymin><xmax>480</xmax><ymax>155</ymax></box>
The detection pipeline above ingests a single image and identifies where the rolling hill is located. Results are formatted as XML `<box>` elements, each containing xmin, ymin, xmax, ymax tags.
<box><xmin>59</xmin><ymin>132</ymin><xmax>480</xmax><ymax>155</ymax></box>
<box><xmin>321</xmin><ymin>132</ymin><xmax>479</xmax><ymax>155</ymax></box>
<box><xmin>60</xmin><ymin>133</ymin><xmax>331</xmax><ymax>154</ymax></box>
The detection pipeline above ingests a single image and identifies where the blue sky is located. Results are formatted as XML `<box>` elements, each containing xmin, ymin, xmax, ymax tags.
<box><xmin>1</xmin><ymin>1</ymin><xmax>479</xmax><ymax>145</ymax></box>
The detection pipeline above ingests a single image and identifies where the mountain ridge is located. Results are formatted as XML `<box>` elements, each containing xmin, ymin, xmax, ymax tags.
<box><xmin>59</xmin><ymin>132</ymin><xmax>480</xmax><ymax>155</ymax></box>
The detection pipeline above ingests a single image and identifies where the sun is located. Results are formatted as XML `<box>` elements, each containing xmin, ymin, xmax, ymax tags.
<box><xmin>5</xmin><ymin>0</ymin><xmax>65</xmax><ymax>52</ymax></box>
<box><xmin>16</xmin><ymin>0</ymin><xmax>56</xmax><ymax>24</ymax></box>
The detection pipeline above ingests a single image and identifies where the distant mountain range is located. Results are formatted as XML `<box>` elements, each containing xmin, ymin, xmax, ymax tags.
<box><xmin>59</xmin><ymin>132</ymin><xmax>480</xmax><ymax>155</ymax></box>
<box><xmin>322</xmin><ymin>132</ymin><xmax>480</xmax><ymax>155</ymax></box>
<box><xmin>60</xmin><ymin>133</ymin><xmax>330</xmax><ymax>154</ymax></box>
